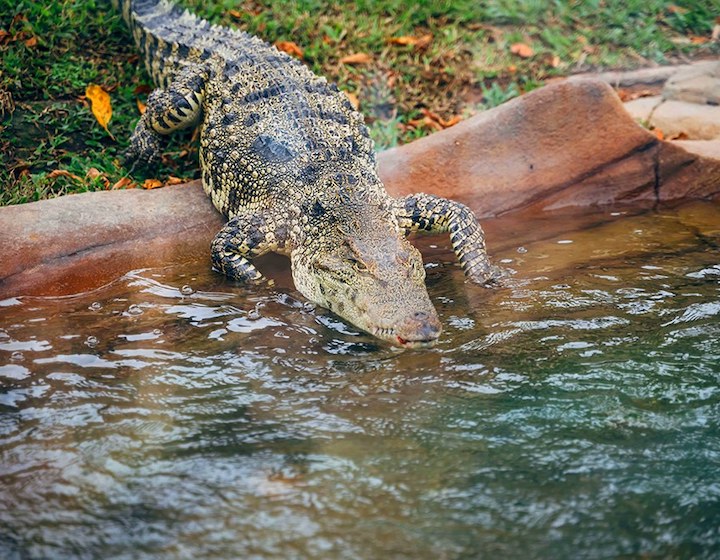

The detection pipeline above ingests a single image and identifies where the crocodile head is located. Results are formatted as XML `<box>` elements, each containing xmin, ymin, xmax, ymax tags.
<box><xmin>291</xmin><ymin>197</ymin><xmax>442</xmax><ymax>348</ymax></box>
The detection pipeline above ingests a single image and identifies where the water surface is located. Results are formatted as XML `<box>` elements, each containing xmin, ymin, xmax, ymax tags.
<box><xmin>1</xmin><ymin>202</ymin><xmax>720</xmax><ymax>558</ymax></box>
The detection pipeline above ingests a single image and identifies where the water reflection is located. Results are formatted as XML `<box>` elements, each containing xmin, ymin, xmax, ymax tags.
<box><xmin>1</xmin><ymin>203</ymin><xmax>720</xmax><ymax>558</ymax></box>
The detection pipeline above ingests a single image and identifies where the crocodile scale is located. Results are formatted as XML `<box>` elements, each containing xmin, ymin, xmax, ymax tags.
<box><xmin>116</xmin><ymin>0</ymin><xmax>499</xmax><ymax>347</ymax></box>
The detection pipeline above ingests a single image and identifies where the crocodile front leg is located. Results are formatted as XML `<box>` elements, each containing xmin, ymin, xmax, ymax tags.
<box><xmin>125</xmin><ymin>65</ymin><xmax>208</xmax><ymax>166</ymax></box>
<box><xmin>393</xmin><ymin>193</ymin><xmax>501</xmax><ymax>284</ymax></box>
<box><xmin>211</xmin><ymin>213</ymin><xmax>283</xmax><ymax>283</ymax></box>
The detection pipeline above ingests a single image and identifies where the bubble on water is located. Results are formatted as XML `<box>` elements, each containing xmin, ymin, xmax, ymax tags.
<box><xmin>85</xmin><ymin>336</ymin><xmax>98</xmax><ymax>348</ymax></box>
<box><xmin>180</xmin><ymin>285</ymin><xmax>194</xmax><ymax>296</ymax></box>
<box><xmin>127</xmin><ymin>304</ymin><xmax>143</xmax><ymax>316</ymax></box>
<box><xmin>517</xmin><ymin>246</ymin><xmax>528</xmax><ymax>254</ymax></box>
<box><xmin>10</xmin><ymin>351</ymin><xmax>24</xmax><ymax>362</ymax></box>
<box><xmin>89</xmin><ymin>301</ymin><xmax>102</xmax><ymax>311</ymax></box>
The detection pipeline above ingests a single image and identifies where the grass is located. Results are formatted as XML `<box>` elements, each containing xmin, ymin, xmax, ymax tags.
<box><xmin>0</xmin><ymin>0</ymin><xmax>717</xmax><ymax>205</ymax></box>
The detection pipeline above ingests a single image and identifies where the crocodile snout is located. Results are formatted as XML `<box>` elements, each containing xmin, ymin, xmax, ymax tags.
<box><xmin>396</xmin><ymin>310</ymin><xmax>442</xmax><ymax>348</ymax></box>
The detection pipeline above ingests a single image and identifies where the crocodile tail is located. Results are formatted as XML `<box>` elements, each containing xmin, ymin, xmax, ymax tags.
<box><xmin>114</xmin><ymin>0</ymin><xmax>218</xmax><ymax>88</ymax></box>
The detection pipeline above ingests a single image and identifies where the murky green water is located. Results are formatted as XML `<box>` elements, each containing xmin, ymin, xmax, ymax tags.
<box><xmin>2</xmin><ymin>204</ymin><xmax>720</xmax><ymax>559</ymax></box>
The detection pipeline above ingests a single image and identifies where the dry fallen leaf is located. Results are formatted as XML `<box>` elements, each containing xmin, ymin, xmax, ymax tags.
<box><xmin>389</xmin><ymin>35</ymin><xmax>416</xmax><ymax>46</ymax></box>
<box><xmin>690</xmin><ymin>35</ymin><xmax>709</xmax><ymax>44</ymax></box>
<box><xmin>85</xmin><ymin>83</ymin><xmax>114</xmax><ymax>139</ymax></box>
<box><xmin>47</xmin><ymin>169</ymin><xmax>82</xmax><ymax>182</ymax></box>
<box><xmin>275</xmin><ymin>40</ymin><xmax>304</xmax><ymax>59</ymax></box>
<box><xmin>165</xmin><ymin>175</ymin><xmax>185</xmax><ymax>185</ymax></box>
<box><xmin>86</xmin><ymin>167</ymin><xmax>110</xmax><ymax>188</ymax></box>
<box><xmin>616</xmin><ymin>88</ymin><xmax>655</xmax><ymax>102</ymax></box>
<box><xmin>388</xmin><ymin>34</ymin><xmax>433</xmax><ymax>49</ymax></box>
<box><xmin>23</xmin><ymin>35</ymin><xmax>37</xmax><ymax>48</ymax></box>
<box><xmin>340</xmin><ymin>52</ymin><xmax>372</xmax><ymax>65</ymax></box>
<box><xmin>420</xmin><ymin>108</ymin><xmax>462</xmax><ymax>129</ymax></box>
<box><xmin>344</xmin><ymin>91</ymin><xmax>360</xmax><ymax>110</ymax></box>
<box><xmin>133</xmin><ymin>84</ymin><xmax>152</xmax><ymax>95</ymax></box>
<box><xmin>143</xmin><ymin>178</ymin><xmax>163</xmax><ymax>190</ymax></box>
<box><xmin>439</xmin><ymin>115</ymin><xmax>462</xmax><ymax>128</ymax></box>
<box><xmin>112</xmin><ymin>177</ymin><xmax>133</xmax><ymax>190</ymax></box>
<box><xmin>510</xmin><ymin>42</ymin><xmax>534</xmax><ymax>58</ymax></box>
<box><xmin>0</xmin><ymin>30</ymin><xmax>10</xmax><ymax>45</ymax></box>
<box><xmin>227</xmin><ymin>9</ymin><xmax>243</xmax><ymax>18</ymax></box>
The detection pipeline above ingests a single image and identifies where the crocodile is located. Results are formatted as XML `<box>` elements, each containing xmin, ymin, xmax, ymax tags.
<box><xmin>116</xmin><ymin>0</ymin><xmax>498</xmax><ymax>348</ymax></box>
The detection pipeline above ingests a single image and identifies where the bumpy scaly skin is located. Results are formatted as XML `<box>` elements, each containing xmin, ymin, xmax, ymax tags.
<box><xmin>117</xmin><ymin>0</ymin><xmax>499</xmax><ymax>347</ymax></box>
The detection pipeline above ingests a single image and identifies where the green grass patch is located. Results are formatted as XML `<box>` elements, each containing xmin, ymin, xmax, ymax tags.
<box><xmin>0</xmin><ymin>0</ymin><xmax>717</xmax><ymax>205</ymax></box>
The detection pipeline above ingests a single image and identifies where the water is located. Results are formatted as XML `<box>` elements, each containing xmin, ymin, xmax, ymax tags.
<box><xmin>1</xmin><ymin>202</ymin><xmax>720</xmax><ymax>559</ymax></box>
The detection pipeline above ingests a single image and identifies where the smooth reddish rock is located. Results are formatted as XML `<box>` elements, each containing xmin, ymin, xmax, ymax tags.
<box><xmin>2</xmin><ymin>79</ymin><xmax>720</xmax><ymax>298</ymax></box>
<box><xmin>378</xmin><ymin>79</ymin><xmax>720</xmax><ymax>215</ymax></box>
<box><xmin>0</xmin><ymin>185</ymin><xmax>222</xmax><ymax>297</ymax></box>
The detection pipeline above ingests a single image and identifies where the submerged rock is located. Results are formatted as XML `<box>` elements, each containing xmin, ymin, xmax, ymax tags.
<box><xmin>1</xmin><ymin>79</ymin><xmax>719</xmax><ymax>297</ymax></box>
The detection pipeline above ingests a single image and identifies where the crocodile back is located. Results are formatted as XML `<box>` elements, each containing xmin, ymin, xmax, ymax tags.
<box><xmin>117</xmin><ymin>0</ymin><xmax>382</xmax><ymax>219</ymax></box>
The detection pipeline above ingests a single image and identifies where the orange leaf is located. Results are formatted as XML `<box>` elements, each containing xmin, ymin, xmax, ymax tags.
<box><xmin>616</xmin><ymin>88</ymin><xmax>654</xmax><ymax>102</ymax></box>
<box><xmin>136</xmin><ymin>98</ymin><xmax>146</xmax><ymax>114</ymax></box>
<box><xmin>47</xmin><ymin>169</ymin><xmax>82</xmax><ymax>182</ymax></box>
<box><xmin>228</xmin><ymin>9</ymin><xmax>243</xmax><ymax>18</ymax></box>
<box><xmin>85</xmin><ymin>84</ymin><xmax>114</xmax><ymax>139</ymax></box>
<box><xmin>510</xmin><ymin>42</ymin><xmax>534</xmax><ymax>58</ymax></box>
<box><xmin>165</xmin><ymin>175</ymin><xmax>185</xmax><ymax>185</ymax></box>
<box><xmin>0</xmin><ymin>30</ymin><xmax>10</xmax><ymax>44</ymax></box>
<box><xmin>86</xmin><ymin>167</ymin><xmax>110</xmax><ymax>188</ymax></box>
<box><xmin>389</xmin><ymin>35</ymin><xmax>418</xmax><ymax>46</ymax></box>
<box><xmin>689</xmin><ymin>35</ymin><xmax>708</xmax><ymax>44</ymax></box>
<box><xmin>344</xmin><ymin>91</ymin><xmax>360</xmax><ymax>110</ymax></box>
<box><xmin>439</xmin><ymin>115</ymin><xmax>461</xmax><ymax>128</ymax></box>
<box><xmin>143</xmin><ymin>178</ymin><xmax>163</xmax><ymax>190</ymax></box>
<box><xmin>414</xmin><ymin>34</ymin><xmax>433</xmax><ymax>49</ymax></box>
<box><xmin>275</xmin><ymin>40</ymin><xmax>304</xmax><ymax>59</ymax></box>
<box><xmin>420</xmin><ymin>108</ymin><xmax>442</xmax><ymax>122</ymax></box>
<box><xmin>340</xmin><ymin>52</ymin><xmax>372</xmax><ymax>65</ymax></box>
<box><xmin>112</xmin><ymin>177</ymin><xmax>133</xmax><ymax>190</ymax></box>
<box><xmin>420</xmin><ymin>108</ymin><xmax>461</xmax><ymax>129</ymax></box>
<box><xmin>389</xmin><ymin>34</ymin><xmax>432</xmax><ymax>49</ymax></box>
<box><xmin>24</xmin><ymin>35</ymin><xmax>37</xmax><ymax>47</ymax></box>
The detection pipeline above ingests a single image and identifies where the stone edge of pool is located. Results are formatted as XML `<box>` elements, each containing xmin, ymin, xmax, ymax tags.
<box><xmin>1</xmin><ymin>79</ymin><xmax>719</xmax><ymax>298</ymax></box>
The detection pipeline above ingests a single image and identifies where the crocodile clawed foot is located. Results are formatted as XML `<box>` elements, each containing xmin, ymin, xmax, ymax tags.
<box><xmin>123</xmin><ymin>126</ymin><xmax>163</xmax><ymax>170</ymax></box>
<box><xmin>466</xmin><ymin>262</ymin><xmax>510</xmax><ymax>287</ymax></box>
